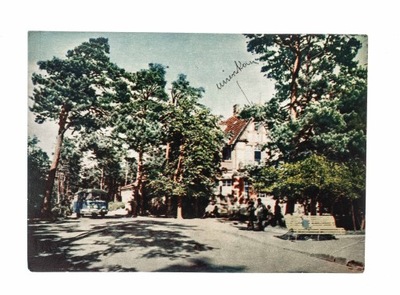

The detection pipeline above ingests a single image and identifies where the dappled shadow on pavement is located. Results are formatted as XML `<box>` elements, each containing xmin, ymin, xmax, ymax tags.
<box><xmin>156</xmin><ymin>258</ymin><xmax>245</xmax><ymax>272</ymax></box>
<box><xmin>28</xmin><ymin>219</ymin><xmax>214</xmax><ymax>272</ymax></box>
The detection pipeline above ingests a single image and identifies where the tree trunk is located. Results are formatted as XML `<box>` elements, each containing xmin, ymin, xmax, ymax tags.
<box><xmin>165</xmin><ymin>94</ymin><xmax>176</xmax><ymax>217</ymax></box>
<box><xmin>100</xmin><ymin>168</ymin><xmax>104</xmax><ymax>190</ymax></box>
<box><xmin>176</xmin><ymin>196</ymin><xmax>183</xmax><ymax>220</ymax></box>
<box><xmin>351</xmin><ymin>200</ymin><xmax>357</xmax><ymax>231</ymax></box>
<box><xmin>174</xmin><ymin>144</ymin><xmax>185</xmax><ymax>219</ymax></box>
<box><xmin>134</xmin><ymin>151</ymin><xmax>144</xmax><ymax>215</ymax></box>
<box><xmin>310</xmin><ymin>197</ymin><xmax>317</xmax><ymax>215</ymax></box>
<box><xmin>285</xmin><ymin>198</ymin><xmax>295</xmax><ymax>215</ymax></box>
<box><xmin>41</xmin><ymin>106</ymin><xmax>68</xmax><ymax>217</ymax></box>
<box><xmin>166</xmin><ymin>196</ymin><xmax>173</xmax><ymax>217</ymax></box>
<box><xmin>165</xmin><ymin>141</ymin><xmax>172</xmax><ymax>217</ymax></box>
<box><xmin>195</xmin><ymin>197</ymin><xmax>199</xmax><ymax>218</ymax></box>
<box><xmin>360</xmin><ymin>213</ymin><xmax>365</xmax><ymax>231</ymax></box>
<box><xmin>56</xmin><ymin>173</ymin><xmax>61</xmax><ymax>204</ymax></box>
<box><xmin>317</xmin><ymin>201</ymin><xmax>323</xmax><ymax>215</ymax></box>
<box><xmin>289</xmin><ymin>36</ymin><xmax>301</xmax><ymax>121</ymax></box>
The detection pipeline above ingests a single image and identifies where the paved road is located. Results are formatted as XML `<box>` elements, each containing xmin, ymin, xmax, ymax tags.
<box><xmin>28</xmin><ymin>214</ymin><xmax>364</xmax><ymax>273</ymax></box>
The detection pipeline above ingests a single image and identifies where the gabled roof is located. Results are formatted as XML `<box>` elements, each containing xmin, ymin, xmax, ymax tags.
<box><xmin>220</xmin><ymin>116</ymin><xmax>251</xmax><ymax>145</ymax></box>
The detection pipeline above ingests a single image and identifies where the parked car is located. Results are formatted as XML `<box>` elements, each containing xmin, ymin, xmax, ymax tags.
<box><xmin>80</xmin><ymin>200</ymin><xmax>108</xmax><ymax>218</ymax></box>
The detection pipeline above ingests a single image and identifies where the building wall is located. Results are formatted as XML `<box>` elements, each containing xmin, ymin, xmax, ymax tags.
<box><xmin>218</xmin><ymin>120</ymin><xmax>269</xmax><ymax>198</ymax></box>
<box><xmin>120</xmin><ymin>187</ymin><xmax>133</xmax><ymax>205</ymax></box>
<box><xmin>226</xmin><ymin>121</ymin><xmax>269</xmax><ymax>172</ymax></box>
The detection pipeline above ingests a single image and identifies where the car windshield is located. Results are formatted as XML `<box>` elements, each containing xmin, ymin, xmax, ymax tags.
<box><xmin>93</xmin><ymin>203</ymin><xmax>99</xmax><ymax>208</ymax></box>
<box><xmin>88</xmin><ymin>202</ymin><xmax>101</xmax><ymax>209</ymax></box>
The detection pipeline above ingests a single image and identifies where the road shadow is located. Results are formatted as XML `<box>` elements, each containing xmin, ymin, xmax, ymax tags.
<box><xmin>28</xmin><ymin>218</ymin><xmax>214</xmax><ymax>272</ymax></box>
<box><xmin>156</xmin><ymin>257</ymin><xmax>246</xmax><ymax>272</ymax></box>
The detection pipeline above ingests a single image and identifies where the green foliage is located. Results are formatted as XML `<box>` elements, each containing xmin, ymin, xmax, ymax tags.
<box><xmin>146</xmin><ymin>74</ymin><xmax>225</xmax><ymax>217</ymax></box>
<box><xmin>112</xmin><ymin>63</ymin><xmax>168</xmax><ymax>152</ymax></box>
<box><xmin>242</xmin><ymin>34</ymin><xmax>366</xmax><ymax>164</ymax></box>
<box><xmin>77</xmin><ymin>130</ymin><xmax>127</xmax><ymax>197</ymax></box>
<box><xmin>108</xmin><ymin>201</ymin><xmax>126</xmax><ymax>211</ymax></box>
<box><xmin>110</xmin><ymin>63</ymin><xmax>169</xmax><ymax>214</ymax></box>
<box><xmin>28</xmin><ymin>136</ymin><xmax>50</xmax><ymax>218</ymax></box>
<box><xmin>245</xmin><ymin>34</ymin><xmax>361</xmax><ymax>95</ymax></box>
<box><xmin>50</xmin><ymin>203</ymin><xmax>72</xmax><ymax>219</ymax></box>
<box><xmin>29</xmin><ymin>38</ymin><xmax>224</xmax><ymax>218</ymax></box>
<box><xmin>168</xmin><ymin>75</ymin><xmax>224</xmax><ymax>193</ymax></box>
<box><xmin>242</xmin><ymin>34</ymin><xmax>366</xmax><ymax>216</ymax></box>
<box><xmin>241</xmin><ymin>34</ymin><xmax>366</xmax><ymax>162</ymax></box>
<box><xmin>58</xmin><ymin>137</ymin><xmax>82</xmax><ymax>194</ymax></box>
<box><xmin>248</xmin><ymin>154</ymin><xmax>365</xmax><ymax>213</ymax></box>
<box><xmin>30</xmin><ymin>38</ymin><xmax>125</xmax><ymax>215</ymax></box>
<box><xmin>30</xmin><ymin>37</ymin><xmax>123</xmax><ymax>132</ymax></box>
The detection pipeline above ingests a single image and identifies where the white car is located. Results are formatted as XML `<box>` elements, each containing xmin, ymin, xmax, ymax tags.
<box><xmin>80</xmin><ymin>200</ymin><xmax>108</xmax><ymax>218</ymax></box>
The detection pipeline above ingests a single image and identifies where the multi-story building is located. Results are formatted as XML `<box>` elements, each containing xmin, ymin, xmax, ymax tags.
<box><xmin>216</xmin><ymin>105</ymin><xmax>269</xmax><ymax>201</ymax></box>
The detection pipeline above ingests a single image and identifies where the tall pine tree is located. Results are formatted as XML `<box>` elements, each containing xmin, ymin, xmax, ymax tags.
<box><xmin>30</xmin><ymin>38</ymin><xmax>122</xmax><ymax>216</ymax></box>
<box><xmin>242</xmin><ymin>34</ymin><xmax>367</xmax><ymax>221</ymax></box>
<box><xmin>112</xmin><ymin>64</ymin><xmax>168</xmax><ymax>215</ymax></box>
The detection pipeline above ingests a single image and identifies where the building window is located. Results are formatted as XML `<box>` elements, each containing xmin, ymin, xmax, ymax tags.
<box><xmin>222</xmin><ymin>180</ymin><xmax>232</xmax><ymax>186</ymax></box>
<box><xmin>254</xmin><ymin>150</ymin><xmax>261</xmax><ymax>164</ymax></box>
<box><xmin>244</xmin><ymin>181</ymin><xmax>249</xmax><ymax>196</ymax></box>
<box><xmin>222</xmin><ymin>146</ymin><xmax>232</xmax><ymax>160</ymax></box>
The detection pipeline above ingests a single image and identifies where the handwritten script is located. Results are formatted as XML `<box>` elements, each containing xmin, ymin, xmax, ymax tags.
<box><xmin>216</xmin><ymin>60</ymin><xmax>258</xmax><ymax>90</ymax></box>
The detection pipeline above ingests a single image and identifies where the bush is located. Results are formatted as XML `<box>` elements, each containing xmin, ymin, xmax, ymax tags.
<box><xmin>51</xmin><ymin>204</ymin><xmax>71</xmax><ymax>218</ymax></box>
<box><xmin>108</xmin><ymin>201</ymin><xmax>125</xmax><ymax>211</ymax></box>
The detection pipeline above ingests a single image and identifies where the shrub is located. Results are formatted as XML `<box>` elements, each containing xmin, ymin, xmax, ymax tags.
<box><xmin>108</xmin><ymin>201</ymin><xmax>125</xmax><ymax>211</ymax></box>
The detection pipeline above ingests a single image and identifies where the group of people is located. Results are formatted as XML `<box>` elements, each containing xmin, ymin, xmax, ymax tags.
<box><xmin>203</xmin><ymin>196</ymin><xmax>285</xmax><ymax>231</ymax></box>
<box><xmin>246</xmin><ymin>198</ymin><xmax>284</xmax><ymax>231</ymax></box>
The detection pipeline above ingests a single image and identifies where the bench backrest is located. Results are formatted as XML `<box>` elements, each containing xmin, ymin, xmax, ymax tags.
<box><xmin>284</xmin><ymin>215</ymin><xmax>303</xmax><ymax>229</ymax></box>
<box><xmin>308</xmin><ymin>215</ymin><xmax>337</xmax><ymax>228</ymax></box>
<box><xmin>284</xmin><ymin>214</ymin><xmax>339</xmax><ymax>229</ymax></box>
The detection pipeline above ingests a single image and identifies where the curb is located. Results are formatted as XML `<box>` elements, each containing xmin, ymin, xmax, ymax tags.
<box><xmin>310</xmin><ymin>253</ymin><xmax>364</xmax><ymax>271</ymax></box>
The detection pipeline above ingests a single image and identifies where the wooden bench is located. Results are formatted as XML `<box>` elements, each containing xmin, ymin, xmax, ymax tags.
<box><xmin>284</xmin><ymin>215</ymin><xmax>346</xmax><ymax>240</ymax></box>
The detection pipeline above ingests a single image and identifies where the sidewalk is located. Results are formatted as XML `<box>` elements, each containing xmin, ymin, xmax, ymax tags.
<box><xmin>226</xmin><ymin>219</ymin><xmax>365</xmax><ymax>270</ymax></box>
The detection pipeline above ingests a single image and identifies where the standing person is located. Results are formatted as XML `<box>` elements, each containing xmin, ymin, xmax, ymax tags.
<box><xmin>247</xmin><ymin>200</ymin><xmax>256</xmax><ymax>230</ymax></box>
<box><xmin>274</xmin><ymin>200</ymin><xmax>284</xmax><ymax>227</ymax></box>
<box><xmin>255</xmin><ymin>198</ymin><xmax>266</xmax><ymax>230</ymax></box>
<box><xmin>264</xmin><ymin>205</ymin><xmax>273</xmax><ymax>228</ymax></box>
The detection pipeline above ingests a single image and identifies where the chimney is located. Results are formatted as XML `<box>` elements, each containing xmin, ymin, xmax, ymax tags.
<box><xmin>233</xmin><ymin>104</ymin><xmax>240</xmax><ymax>116</ymax></box>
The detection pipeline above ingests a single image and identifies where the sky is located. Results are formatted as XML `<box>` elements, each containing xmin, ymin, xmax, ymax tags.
<box><xmin>28</xmin><ymin>32</ymin><xmax>276</xmax><ymax>155</ymax></box>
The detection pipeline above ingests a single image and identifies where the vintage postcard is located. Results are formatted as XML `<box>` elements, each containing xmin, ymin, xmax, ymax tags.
<box><xmin>28</xmin><ymin>32</ymin><xmax>366</xmax><ymax>273</ymax></box>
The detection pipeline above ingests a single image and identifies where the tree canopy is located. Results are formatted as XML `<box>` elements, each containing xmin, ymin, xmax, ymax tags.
<box><xmin>30</xmin><ymin>38</ymin><xmax>224</xmax><ymax>219</ymax></box>
<box><xmin>242</xmin><ymin>34</ymin><xmax>366</xmax><ymax>163</ymax></box>
<box><xmin>30</xmin><ymin>38</ymin><xmax>124</xmax><ymax>216</ymax></box>
<box><xmin>241</xmin><ymin>34</ymin><xmax>367</xmax><ymax>226</ymax></box>
<box><xmin>147</xmin><ymin>74</ymin><xmax>225</xmax><ymax>218</ymax></box>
